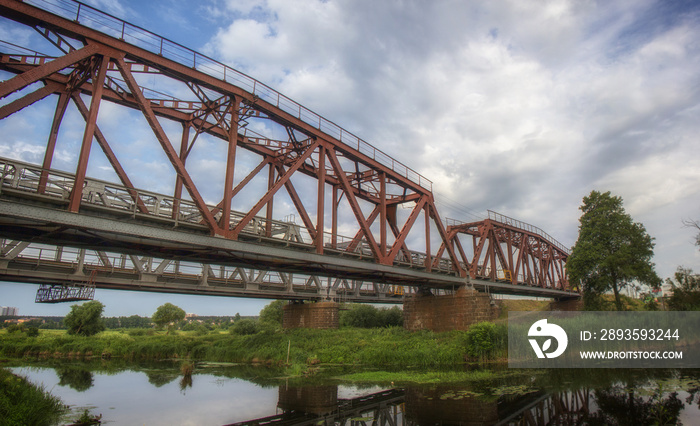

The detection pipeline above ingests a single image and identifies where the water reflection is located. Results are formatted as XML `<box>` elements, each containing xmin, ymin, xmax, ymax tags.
<box><xmin>8</xmin><ymin>361</ymin><xmax>700</xmax><ymax>425</ymax></box>
<box><xmin>230</xmin><ymin>370</ymin><xmax>700</xmax><ymax>426</ymax></box>
<box><xmin>587</xmin><ymin>386</ymin><xmax>683</xmax><ymax>425</ymax></box>
<box><xmin>145</xmin><ymin>370</ymin><xmax>178</xmax><ymax>388</ymax></box>
<box><xmin>57</xmin><ymin>367</ymin><xmax>94</xmax><ymax>392</ymax></box>
<box><xmin>235</xmin><ymin>382</ymin><xmax>695</xmax><ymax>426</ymax></box>
<box><xmin>231</xmin><ymin>386</ymin><xmax>404</xmax><ymax>426</ymax></box>
<box><xmin>278</xmin><ymin>385</ymin><xmax>338</xmax><ymax>415</ymax></box>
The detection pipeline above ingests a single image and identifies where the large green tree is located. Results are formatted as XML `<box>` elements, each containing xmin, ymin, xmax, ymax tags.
<box><xmin>152</xmin><ymin>303</ymin><xmax>185</xmax><ymax>333</ymax></box>
<box><xmin>64</xmin><ymin>300</ymin><xmax>105</xmax><ymax>336</ymax></box>
<box><xmin>567</xmin><ymin>190</ymin><xmax>661</xmax><ymax>310</ymax></box>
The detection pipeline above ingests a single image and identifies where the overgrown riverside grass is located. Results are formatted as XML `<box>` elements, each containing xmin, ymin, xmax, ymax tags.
<box><xmin>0</xmin><ymin>323</ymin><xmax>508</xmax><ymax>367</ymax></box>
<box><xmin>0</xmin><ymin>367</ymin><xmax>67</xmax><ymax>426</ymax></box>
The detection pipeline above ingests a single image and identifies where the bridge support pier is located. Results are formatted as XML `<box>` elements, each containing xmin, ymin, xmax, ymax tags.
<box><xmin>282</xmin><ymin>301</ymin><xmax>339</xmax><ymax>329</ymax></box>
<box><xmin>403</xmin><ymin>286</ymin><xmax>499</xmax><ymax>332</ymax></box>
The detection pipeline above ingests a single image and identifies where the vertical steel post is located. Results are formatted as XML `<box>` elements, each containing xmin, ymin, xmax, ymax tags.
<box><xmin>265</xmin><ymin>164</ymin><xmax>275</xmax><ymax>237</ymax></box>
<box><xmin>380</xmin><ymin>172</ymin><xmax>387</xmax><ymax>257</ymax></box>
<box><xmin>331</xmin><ymin>184</ymin><xmax>338</xmax><ymax>249</ymax></box>
<box><xmin>221</xmin><ymin>97</ymin><xmax>239</xmax><ymax>236</ymax></box>
<box><xmin>173</xmin><ymin>123</ymin><xmax>190</xmax><ymax>220</ymax></box>
<box><xmin>315</xmin><ymin>146</ymin><xmax>326</xmax><ymax>254</ymax></box>
<box><xmin>69</xmin><ymin>55</ymin><xmax>109</xmax><ymax>212</ymax></box>
<box><xmin>39</xmin><ymin>91</ymin><xmax>69</xmax><ymax>194</ymax></box>
<box><xmin>424</xmin><ymin>202</ymin><xmax>431</xmax><ymax>271</ymax></box>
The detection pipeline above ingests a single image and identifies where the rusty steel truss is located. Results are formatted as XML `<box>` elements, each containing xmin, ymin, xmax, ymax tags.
<box><xmin>0</xmin><ymin>0</ymin><xmax>461</xmax><ymax>273</ymax></box>
<box><xmin>438</xmin><ymin>211</ymin><xmax>570</xmax><ymax>290</ymax></box>
<box><xmin>0</xmin><ymin>0</ymin><xmax>575</xmax><ymax>298</ymax></box>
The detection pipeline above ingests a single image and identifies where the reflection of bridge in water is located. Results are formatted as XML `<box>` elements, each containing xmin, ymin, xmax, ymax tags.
<box><xmin>226</xmin><ymin>387</ymin><xmax>404</xmax><ymax>426</ymax></box>
<box><xmin>227</xmin><ymin>385</ymin><xmax>594</xmax><ymax>426</ymax></box>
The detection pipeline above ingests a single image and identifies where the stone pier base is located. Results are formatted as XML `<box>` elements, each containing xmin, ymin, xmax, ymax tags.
<box><xmin>403</xmin><ymin>287</ymin><xmax>499</xmax><ymax>332</ymax></box>
<box><xmin>282</xmin><ymin>301</ymin><xmax>339</xmax><ymax>329</ymax></box>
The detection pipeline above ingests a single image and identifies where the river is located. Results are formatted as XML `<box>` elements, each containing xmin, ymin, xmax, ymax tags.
<box><xmin>9</xmin><ymin>360</ymin><xmax>700</xmax><ymax>425</ymax></box>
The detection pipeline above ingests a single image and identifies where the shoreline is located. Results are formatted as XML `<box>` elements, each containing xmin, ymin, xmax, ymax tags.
<box><xmin>0</xmin><ymin>324</ymin><xmax>508</xmax><ymax>369</ymax></box>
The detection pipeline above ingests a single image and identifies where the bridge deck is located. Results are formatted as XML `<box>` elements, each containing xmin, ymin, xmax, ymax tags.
<box><xmin>0</xmin><ymin>157</ymin><xmax>578</xmax><ymax>300</ymax></box>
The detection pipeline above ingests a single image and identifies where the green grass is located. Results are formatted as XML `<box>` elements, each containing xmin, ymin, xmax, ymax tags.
<box><xmin>0</xmin><ymin>367</ymin><xmax>67</xmax><ymax>426</ymax></box>
<box><xmin>0</xmin><ymin>323</ymin><xmax>508</xmax><ymax>368</ymax></box>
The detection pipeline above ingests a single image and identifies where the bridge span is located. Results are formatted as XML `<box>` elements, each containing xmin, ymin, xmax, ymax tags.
<box><xmin>0</xmin><ymin>0</ymin><xmax>578</xmax><ymax>311</ymax></box>
<box><xmin>0</xmin><ymin>156</ymin><xmax>575</xmax><ymax>301</ymax></box>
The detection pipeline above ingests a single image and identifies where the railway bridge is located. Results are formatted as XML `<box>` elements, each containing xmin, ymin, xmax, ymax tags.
<box><xmin>0</xmin><ymin>0</ymin><xmax>578</xmax><ymax>330</ymax></box>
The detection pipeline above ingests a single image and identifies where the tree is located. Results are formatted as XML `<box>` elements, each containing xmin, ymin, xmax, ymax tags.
<box><xmin>259</xmin><ymin>300</ymin><xmax>284</xmax><ymax>326</ymax></box>
<box><xmin>152</xmin><ymin>303</ymin><xmax>185</xmax><ymax>333</ymax></box>
<box><xmin>684</xmin><ymin>218</ymin><xmax>700</xmax><ymax>248</ymax></box>
<box><xmin>64</xmin><ymin>301</ymin><xmax>105</xmax><ymax>336</ymax></box>
<box><xmin>666</xmin><ymin>267</ymin><xmax>700</xmax><ymax>311</ymax></box>
<box><xmin>567</xmin><ymin>191</ymin><xmax>661</xmax><ymax>310</ymax></box>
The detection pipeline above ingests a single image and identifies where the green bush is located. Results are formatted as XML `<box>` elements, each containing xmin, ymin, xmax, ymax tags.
<box><xmin>340</xmin><ymin>305</ymin><xmax>403</xmax><ymax>328</ymax></box>
<box><xmin>378</xmin><ymin>306</ymin><xmax>403</xmax><ymax>327</ymax></box>
<box><xmin>6</xmin><ymin>324</ymin><xmax>24</xmax><ymax>334</ymax></box>
<box><xmin>127</xmin><ymin>328</ymin><xmax>155</xmax><ymax>337</ymax></box>
<box><xmin>194</xmin><ymin>324</ymin><xmax>209</xmax><ymax>336</ymax></box>
<box><xmin>464</xmin><ymin>322</ymin><xmax>507</xmax><ymax>360</ymax></box>
<box><xmin>231</xmin><ymin>319</ymin><xmax>259</xmax><ymax>335</ymax></box>
<box><xmin>341</xmin><ymin>305</ymin><xmax>379</xmax><ymax>328</ymax></box>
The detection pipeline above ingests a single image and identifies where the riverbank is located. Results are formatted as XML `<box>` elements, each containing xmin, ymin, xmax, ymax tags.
<box><xmin>0</xmin><ymin>323</ymin><xmax>507</xmax><ymax>368</ymax></box>
<box><xmin>0</xmin><ymin>367</ymin><xmax>67</xmax><ymax>426</ymax></box>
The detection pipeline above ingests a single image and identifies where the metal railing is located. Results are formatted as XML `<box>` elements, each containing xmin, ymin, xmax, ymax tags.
<box><xmin>445</xmin><ymin>212</ymin><xmax>570</xmax><ymax>255</ymax></box>
<box><xmin>0</xmin><ymin>157</ymin><xmax>456</xmax><ymax>273</ymax></box>
<box><xmin>23</xmin><ymin>0</ymin><xmax>432</xmax><ymax>191</ymax></box>
<box><xmin>0</xmin><ymin>157</ymin><xmax>309</xmax><ymax>241</ymax></box>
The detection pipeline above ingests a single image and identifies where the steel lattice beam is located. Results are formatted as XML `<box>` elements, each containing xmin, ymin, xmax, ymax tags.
<box><xmin>0</xmin><ymin>0</ymin><xmax>462</xmax><ymax>274</ymax></box>
<box><xmin>0</xmin><ymin>0</ymin><xmax>579</xmax><ymax>299</ymax></box>
<box><xmin>437</xmin><ymin>211</ymin><xmax>570</xmax><ymax>291</ymax></box>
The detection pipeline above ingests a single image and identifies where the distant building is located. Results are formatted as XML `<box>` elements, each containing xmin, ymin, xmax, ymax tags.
<box><xmin>185</xmin><ymin>313</ymin><xmax>198</xmax><ymax>318</ymax></box>
<box><xmin>1</xmin><ymin>306</ymin><xmax>18</xmax><ymax>316</ymax></box>
<box><xmin>17</xmin><ymin>318</ymin><xmax>42</xmax><ymax>324</ymax></box>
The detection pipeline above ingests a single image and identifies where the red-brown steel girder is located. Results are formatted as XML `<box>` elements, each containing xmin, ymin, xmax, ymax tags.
<box><xmin>0</xmin><ymin>0</ymin><xmax>464</xmax><ymax>274</ymax></box>
<box><xmin>438</xmin><ymin>216</ymin><xmax>570</xmax><ymax>290</ymax></box>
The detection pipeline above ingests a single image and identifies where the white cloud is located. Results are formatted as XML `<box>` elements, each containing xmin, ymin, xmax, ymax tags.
<box><xmin>202</xmin><ymin>0</ymin><xmax>700</xmax><ymax>276</ymax></box>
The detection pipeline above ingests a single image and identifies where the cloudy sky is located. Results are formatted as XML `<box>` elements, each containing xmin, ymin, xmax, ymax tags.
<box><xmin>1</xmin><ymin>0</ymin><xmax>699</xmax><ymax>316</ymax></box>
